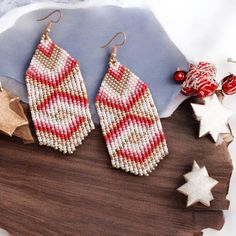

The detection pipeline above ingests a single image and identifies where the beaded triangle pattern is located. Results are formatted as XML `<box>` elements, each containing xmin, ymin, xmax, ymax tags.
<box><xmin>25</xmin><ymin>34</ymin><xmax>94</xmax><ymax>154</ymax></box>
<box><xmin>96</xmin><ymin>52</ymin><xmax>168</xmax><ymax>176</ymax></box>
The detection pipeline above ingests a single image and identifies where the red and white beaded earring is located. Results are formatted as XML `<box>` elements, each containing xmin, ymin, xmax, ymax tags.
<box><xmin>96</xmin><ymin>32</ymin><xmax>168</xmax><ymax>176</ymax></box>
<box><xmin>25</xmin><ymin>10</ymin><xmax>94</xmax><ymax>154</ymax></box>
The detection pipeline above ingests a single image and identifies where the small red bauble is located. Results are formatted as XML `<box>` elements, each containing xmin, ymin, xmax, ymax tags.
<box><xmin>173</xmin><ymin>70</ymin><xmax>187</xmax><ymax>82</ymax></box>
<box><xmin>221</xmin><ymin>74</ymin><xmax>236</xmax><ymax>95</ymax></box>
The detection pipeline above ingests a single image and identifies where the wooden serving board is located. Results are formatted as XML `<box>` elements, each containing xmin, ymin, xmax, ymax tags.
<box><xmin>0</xmin><ymin>99</ymin><xmax>232</xmax><ymax>236</ymax></box>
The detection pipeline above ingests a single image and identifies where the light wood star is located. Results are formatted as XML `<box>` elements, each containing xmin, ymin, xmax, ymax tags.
<box><xmin>191</xmin><ymin>94</ymin><xmax>233</xmax><ymax>142</ymax></box>
<box><xmin>177</xmin><ymin>161</ymin><xmax>218</xmax><ymax>207</ymax></box>
<box><xmin>0</xmin><ymin>89</ymin><xmax>28</xmax><ymax>136</ymax></box>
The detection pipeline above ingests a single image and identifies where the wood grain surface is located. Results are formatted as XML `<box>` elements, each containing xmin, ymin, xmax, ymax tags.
<box><xmin>0</xmin><ymin>99</ymin><xmax>233</xmax><ymax>236</ymax></box>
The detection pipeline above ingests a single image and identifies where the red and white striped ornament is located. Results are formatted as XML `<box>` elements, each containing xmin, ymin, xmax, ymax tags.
<box><xmin>181</xmin><ymin>62</ymin><xmax>218</xmax><ymax>97</ymax></box>
<box><xmin>175</xmin><ymin>61</ymin><xmax>236</xmax><ymax>98</ymax></box>
<box><xmin>96</xmin><ymin>50</ymin><xmax>168</xmax><ymax>176</ymax></box>
<box><xmin>221</xmin><ymin>74</ymin><xmax>236</xmax><ymax>95</ymax></box>
<box><xmin>25</xmin><ymin>34</ymin><xmax>94</xmax><ymax>154</ymax></box>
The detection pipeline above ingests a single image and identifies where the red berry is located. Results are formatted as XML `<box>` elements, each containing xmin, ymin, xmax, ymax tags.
<box><xmin>173</xmin><ymin>70</ymin><xmax>187</xmax><ymax>82</ymax></box>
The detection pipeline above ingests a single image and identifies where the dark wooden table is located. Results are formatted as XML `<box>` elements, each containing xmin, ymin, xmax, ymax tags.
<box><xmin>0</xmin><ymin>99</ymin><xmax>232</xmax><ymax>236</ymax></box>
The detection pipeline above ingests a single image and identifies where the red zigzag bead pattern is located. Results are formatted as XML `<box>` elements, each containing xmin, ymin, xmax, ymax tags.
<box><xmin>96</xmin><ymin>53</ymin><xmax>168</xmax><ymax>176</ymax></box>
<box><xmin>25</xmin><ymin>35</ymin><xmax>94</xmax><ymax>154</ymax></box>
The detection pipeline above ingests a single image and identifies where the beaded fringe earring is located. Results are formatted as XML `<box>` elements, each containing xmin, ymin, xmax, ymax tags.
<box><xmin>96</xmin><ymin>32</ymin><xmax>168</xmax><ymax>176</ymax></box>
<box><xmin>25</xmin><ymin>10</ymin><xmax>94</xmax><ymax>154</ymax></box>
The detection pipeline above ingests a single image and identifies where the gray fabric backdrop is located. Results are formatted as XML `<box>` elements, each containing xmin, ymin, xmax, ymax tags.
<box><xmin>0</xmin><ymin>6</ymin><xmax>188</xmax><ymax>122</ymax></box>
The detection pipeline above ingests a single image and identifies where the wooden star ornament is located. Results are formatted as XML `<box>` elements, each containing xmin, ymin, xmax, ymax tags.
<box><xmin>0</xmin><ymin>87</ymin><xmax>28</xmax><ymax>136</ymax></box>
<box><xmin>177</xmin><ymin>161</ymin><xmax>218</xmax><ymax>207</ymax></box>
<box><xmin>191</xmin><ymin>94</ymin><xmax>234</xmax><ymax>142</ymax></box>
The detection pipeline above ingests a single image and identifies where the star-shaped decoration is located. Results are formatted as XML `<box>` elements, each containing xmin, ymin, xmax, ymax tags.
<box><xmin>177</xmin><ymin>161</ymin><xmax>218</xmax><ymax>207</ymax></box>
<box><xmin>0</xmin><ymin>88</ymin><xmax>28</xmax><ymax>136</ymax></box>
<box><xmin>191</xmin><ymin>94</ymin><xmax>234</xmax><ymax>142</ymax></box>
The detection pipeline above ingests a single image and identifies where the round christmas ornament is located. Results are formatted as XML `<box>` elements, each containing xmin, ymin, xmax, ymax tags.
<box><xmin>173</xmin><ymin>69</ymin><xmax>187</xmax><ymax>82</ymax></box>
<box><xmin>221</xmin><ymin>74</ymin><xmax>236</xmax><ymax>95</ymax></box>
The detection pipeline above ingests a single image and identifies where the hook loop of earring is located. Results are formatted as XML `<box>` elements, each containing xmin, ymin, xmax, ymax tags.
<box><xmin>37</xmin><ymin>10</ymin><xmax>62</xmax><ymax>39</ymax></box>
<box><xmin>100</xmin><ymin>32</ymin><xmax>127</xmax><ymax>56</ymax></box>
